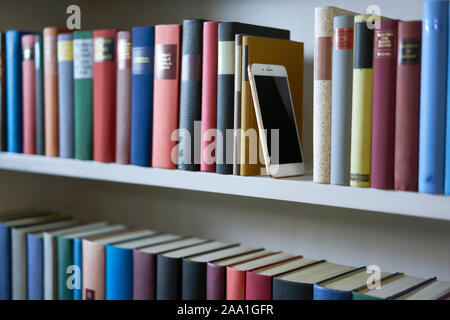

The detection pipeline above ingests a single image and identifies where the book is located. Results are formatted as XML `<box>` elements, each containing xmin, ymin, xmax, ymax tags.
<box><xmin>352</xmin><ymin>273</ymin><xmax>435</xmax><ymax>300</ymax></box>
<box><xmin>396</xmin><ymin>279</ymin><xmax>450</xmax><ymax>300</ymax></box>
<box><xmin>182</xmin><ymin>245</ymin><xmax>261</xmax><ymax>300</ymax></box>
<box><xmin>313</xmin><ymin>6</ymin><xmax>355</xmax><ymax>184</ymax></box>
<box><xmin>200</xmin><ymin>21</ymin><xmax>219</xmax><ymax>173</ymax></box>
<box><xmin>157</xmin><ymin>241</ymin><xmax>237</xmax><ymax>300</ymax></box>
<box><xmin>152</xmin><ymin>24</ymin><xmax>182</xmax><ymax>169</ymax></box>
<box><xmin>232</xmin><ymin>34</ymin><xmax>244</xmax><ymax>175</ymax></box>
<box><xmin>226</xmin><ymin>252</ymin><xmax>293</xmax><ymax>300</ymax></box>
<box><xmin>82</xmin><ymin>228</ymin><xmax>155</xmax><ymax>300</ymax></box>
<box><xmin>57</xmin><ymin>33</ymin><xmax>74</xmax><ymax>158</ymax></box>
<box><xmin>0</xmin><ymin>32</ymin><xmax>5</xmax><ymax>151</ymax></box>
<box><xmin>27</xmin><ymin>232</ymin><xmax>44</xmax><ymax>299</ymax></box>
<box><xmin>133</xmin><ymin>237</ymin><xmax>207</xmax><ymax>300</ymax></box>
<box><xmin>419</xmin><ymin>0</ymin><xmax>448</xmax><ymax>194</ymax></box>
<box><xmin>217</xmin><ymin>22</ymin><xmax>290</xmax><ymax>175</ymax></box>
<box><xmin>73</xmin><ymin>31</ymin><xmax>93</xmax><ymax>160</ymax></box>
<box><xmin>11</xmin><ymin>217</ymin><xmax>74</xmax><ymax>300</ymax></box>
<box><xmin>115</xmin><ymin>31</ymin><xmax>131</xmax><ymax>164</ymax></box>
<box><xmin>313</xmin><ymin>266</ymin><xmax>391</xmax><ymax>300</ymax></box>
<box><xmin>394</xmin><ymin>21</ymin><xmax>422</xmax><ymax>191</ymax></box>
<box><xmin>371</xmin><ymin>20</ymin><xmax>399</xmax><ymax>190</ymax></box>
<box><xmin>330</xmin><ymin>15</ymin><xmax>354</xmax><ymax>186</ymax></box>
<box><xmin>22</xmin><ymin>34</ymin><xmax>36</xmax><ymax>155</ymax></box>
<box><xmin>43</xmin><ymin>27</ymin><xmax>65</xmax><ymax>157</ymax></box>
<box><xmin>105</xmin><ymin>233</ymin><xmax>180</xmax><ymax>300</ymax></box>
<box><xmin>246</xmin><ymin>257</ymin><xmax>321</xmax><ymax>300</ymax></box>
<box><xmin>130</xmin><ymin>26</ymin><xmax>155</xmax><ymax>167</ymax></box>
<box><xmin>6</xmin><ymin>30</ymin><xmax>24</xmax><ymax>153</ymax></box>
<box><xmin>350</xmin><ymin>15</ymin><xmax>375</xmax><ymax>188</ymax></box>
<box><xmin>206</xmin><ymin>249</ymin><xmax>272</xmax><ymax>300</ymax></box>
<box><xmin>273</xmin><ymin>261</ymin><xmax>356</xmax><ymax>300</ymax></box>
<box><xmin>178</xmin><ymin>19</ymin><xmax>205</xmax><ymax>171</ymax></box>
<box><xmin>93</xmin><ymin>29</ymin><xmax>117</xmax><ymax>163</ymax></box>
<box><xmin>240</xmin><ymin>36</ymin><xmax>303</xmax><ymax>176</ymax></box>
<box><xmin>34</xmin><ymin>35</ymin><xmax>45</xmax><ymax>155</ymax></box>
<box><xmin>68</xmin><ymin>224</ymin><xmax>128</xmax><ymax>300</ymax></box>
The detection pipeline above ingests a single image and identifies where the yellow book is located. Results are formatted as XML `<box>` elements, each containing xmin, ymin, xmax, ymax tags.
<box><xmin>240</xmin><ymin>36</ymin><xmax>303</xmax><ymax>176</ymax></box>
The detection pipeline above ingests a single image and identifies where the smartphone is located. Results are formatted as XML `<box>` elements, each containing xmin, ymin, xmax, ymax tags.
<box><xmin>247</xmin><ymin>63</ymin><xmax>304</xmax><ymax>178</ymax></box>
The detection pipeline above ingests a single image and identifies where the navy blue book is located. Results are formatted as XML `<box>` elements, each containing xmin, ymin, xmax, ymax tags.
<box><xmin>130</xmin><ymin>26</ymin><xmax>155</xmax><ymax>166</ymax></box>
<box><xmin>5</xmin><ymin>30</ymin><xmax>24</xmax><ymax>153</ymax></box>
<box><xmin>27</xmin><ymin>233</ymin><xmax>44</xmax><ymax>300</ymax></box>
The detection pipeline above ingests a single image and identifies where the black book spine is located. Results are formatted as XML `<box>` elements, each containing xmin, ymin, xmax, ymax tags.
<box><xmin>178</xmin><ymin>19</ymin><xmax>204</xmax><ymax>171</ymax></box>
<box><xmin>0</xmin><ymin>32</ymin><xmax>6</xmax><ymax>151</ymax></box>
<box><xmin>156</xmin><ymin>255</ymin><xmax>182</xmax><ymax>300</ymax></box>
<box><xmin>272</xmin><ymin>278</ymin><xmax>313</xmax><ymax>300</ymax></box>
<box><xmin>181</xmin><ymin>259</ymin><xmax>206</xmax><ymax>300</ymax></box>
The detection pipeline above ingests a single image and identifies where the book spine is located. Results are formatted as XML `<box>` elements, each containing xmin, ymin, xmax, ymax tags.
<box><xmin>233</xmin><ymin>34</ymin><xmax>243</xmax><ymax>175</ymax></box>
<box><xmin>130</xmin><ymin>26</ymin><xmax>155</xmax><ymax>167</ymax></box>
<box><xmin>93</xmin><ymin>29</ymin><xmax>117</xmax><ymax>163</ymax></box>
<box><xmin>152</xmin><ymin>24</ymin><xmax>182</xmax><ymax>169</ymax></box>
<box><xmin>73</xmin><ymin>31</ymin><xmax>93</xmax><ymax>160</ymax></box>
<box><xmin>43</xmin><ymin>234</ymin><xmax>57</xmax><ymax>300</ymax></box>
<box><xmin>43</xmin><ymin>27</ymin><xmax>59</xmax><ymax>157</ymax></box>
<box><xmin>132</xmin><ymin>250</ymin><xmax>156</xmax><ymax>300</ymax></box>
<box><xmin>371</xmin><ymin>20</ymin><xmax>399</xmax><ymax>190</ymax></box>
<box><xmin>226</xmin><ymin>267</ymin><xmax>246</xmax><ymax>300</ymax></box>
<box><xmin>72</xmin><ymin>238</ymin><xmax>82</xmax><ymax>300</ymax></box>
<box><xmin>82</xmin><ymin>241</ymin><xmax>105</xmax><ymax>300</ymax></box>
<box><xmin>11</xmin><ymin>230</ymin><xmax>27</xmax><ymax>300</ymax></box>
<box><xmin>272</xmin><ymin>278</ymin><xmax>314</xmax><ymax>300</ymax></box>
<box><xmin>446</xmin><ymin>3</ymin><xmax>450</xmax><ymax>195</ymax></box>
<box><xmin>330</xmin><ymin>16</ymin><xmax>354</xmax><ymax>186</ymax></box>
<box><xmin>313</xmin><ymin>283</ymin><xmax>352</xmax><ymax>300</ymax></box>
<box><xmin>206</xmin><ymin>262</ymin><xmax>225</xmax><ymax>300</ymax></box>
<box><xmin>22</xmin><ymin>34</ymin><xmax>36</xmax><ymax>155</ymax></box>
<box><xmin>57</xmin><ymin>236</ymin><xmax>73</xmax><ymax>300</ymax></box>
<box><xmin>350</xmin><ymin>15</ymin><xmax>375</xmax><ymax>187</ymax></box>
<box><xmin>0</xmin><ymin>33</ymin><xmax>6</xmax><ymax>152</ymax></box>
<box><xmin>245</xmin><ymin>272</ymin><xmax>271</xmax><ymax>300</ymax></box>
<box><xmin>34</xmin><ymin>35</ymin><xmax>45</xmax><ymax>155</ymax></box>
<box><xmin>27</xmin><ymin>234</ymin><xmax>43</xmax><ymax>300</ymax></box>
<box><xmin>394</xmin><ymin>21</ymin><xmax>422</xmax><ymax>191</ymax></box>
<box><xmin>6</xmin><ymin>30</ymin><xmax>23</xmax><ymax>153</ymax></box>
<box><xmin>156</xmin><ymin>255</ymin><xmax>181</xmax><ymax>300</ymax></box>
<box><xmin>0</xmin><ymin>225</ymin><xmax>11</xmax><ymax>299</ymax></box>
<box><xmin>181</xmin><ymin>259</ymin><xmax>206</xmax><ymax>299</ymax></box>
<box><xmin>200</xmin><ymin>21</ymin><xmax>219</xmax><ymax>173</ymax></box>
<box><xmin>105</xmin><ymin>245</ymin><xmax>133</xmax><ymax>300</ymax></box>
<box><xmin>115</xmin><ymin>31</ymin><xmax>132</xmax><ymax>164</ymax></box>
<box><xmin>419</xmin><ymin>1</ymin><xmax>448</xmax><ymax>194</ymax></box>
<box><xmin>57</xmin><ymin>33</ymin><xmax>74</xmax><ymax>158</ymax></box>
<box><xmin>178</xmin><ymin>19</ymin><xmax>204</xmax><ymax>171</ymax></box>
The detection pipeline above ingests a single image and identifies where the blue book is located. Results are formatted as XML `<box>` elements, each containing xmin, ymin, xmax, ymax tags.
<box><xmin>446</xmin><ymin>2</ymin><xmax>450</xmax><ymax>195</ymax></box>
<box><xmin>6</xmin><ymin>30</ymin><xmax>24</xmax><ymax>153</ymax></box>
<box><xmin>313</xmin><ymin>266</ymin><xmax>366</xmax><ymax>300</ymax></box>
<box><xmin>27</xmin><ymin>233</ymin><xmax>44</xmax><ymax>300</ymax></box>
<box><xmin>419</xmin><ymin>0</ymin><xmax>449</xmax><ymax>194</ymax></box>
<box><xmin>57</xmin><ymin>33</ymin><xmax>74</xmax><ymax>158</ymax></box>
<box><xmin>130</xmin><ymin>26</ymin><xmax>155</xmax><ymax>166</ymax></box>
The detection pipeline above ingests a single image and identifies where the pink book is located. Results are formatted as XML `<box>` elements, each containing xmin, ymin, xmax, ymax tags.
<box><xmin>200</xmin><ymin>22</ymin><xmax>219</xmax><ymax>172</ymax></box>
<box><xmin>22</xmin><ymin>34</ymin><xmax>36</xmax><ymax>155</ymax></box>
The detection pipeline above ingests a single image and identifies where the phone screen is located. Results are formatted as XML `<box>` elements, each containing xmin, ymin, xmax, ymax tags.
<box><xmin>253</xmin><ymin>75</ymin><xmax>302</xmax><ymax>165</ymax></box>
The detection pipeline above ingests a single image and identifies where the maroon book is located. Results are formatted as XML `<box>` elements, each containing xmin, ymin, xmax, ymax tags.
<box><xmin>371</xmin><ymin>20</ymin><xmax>398</xmax><ymax>190</ymax></box>
<box><xmin>132</xmin><ymin>249</ymin><xmax>156</xmax><ymax>300</ymax></box>
<box><xmin>394</xmin><ymin>21</ymin><xmax>422</xmax><ymax>191</ymax></box>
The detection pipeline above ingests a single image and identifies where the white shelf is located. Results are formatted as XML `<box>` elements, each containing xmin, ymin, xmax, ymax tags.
<box><xmin>0</xmin><ymin>152</ymin><xmax>449</xmax><ymax>222</ymax></box>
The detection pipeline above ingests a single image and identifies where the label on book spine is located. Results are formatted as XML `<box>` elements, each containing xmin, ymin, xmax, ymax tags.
<box><xmin>218</xmin><ymin>41</ymin><xmax>235</xmax><ymax>75</ymax></box>
<box><xmin>181</xmin><ymin>54</ymin><xmax>201</xmax><ymax>81</ymax></box>
<box><xmin>57</xmin><ymin>40</ymin><xmax>73</xmax><ymax>61</ymax></box>
<box><xmin>74</xmin><ymin>39</ymin><xmax>93</xmax><ymax>79</ymax></box>
<box><xmin>155</xmin><ymin>44</ymin><xmax>177</xmax><ymax>80</ymax></box>
<box><xmin>35</xmin><ymin>42</ymin><xmax>41</xmax><ymax>69</ymax></box>
<box><xmin>132</xmin><ymin>46</ymin><xmax>153</xmax><ymax>75</ymax></box>
<box><xmin>333</xmin><ymin>28</ymin><xmax>353</xmax><ymax>50</ymax></box>
<box><xmin>375</xmin><ymin>30</ymin><xmax>395</xmax><ymax>58</ymax></box>
<box><xmin>117</xmin><ymin>38</ymin><xmax>131</xmax><ymax>70</ymax></box>
<box><xmin>94</xmin><ymin>37</ymin><xmax>115</xmax><ymax>62</ymax></box>
<box><xmin>23</xmin><ymin>47</ymin><xmax>34</xmax><ymax>61</ymax></box>
<box><xmin>398</xmin><ymin>39</ymin><xmax>420</xmax><ymax>65</ymax></box>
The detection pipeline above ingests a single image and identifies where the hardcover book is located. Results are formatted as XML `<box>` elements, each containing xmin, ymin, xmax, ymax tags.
<box><xmin>27</xmin><ymin>232</ymin><xmax>44</xmax><ymax>299</ymax></box>
<box><xmin>73</xmin><ymin>30</ymin><xmax>93</xmax><ymax>160</ymax></box>
<box><xmin>22</xmin><ymin>34</ymin><xmax>36</xmax><ymax>154</ymax></box>
<box><xmin>217</xmin><ymin>22</ymin><xmax>289</xmax><ymax>175</ymax></box>
<box><xmin>130</xmin><ymin>26</ymin><xmax>155</xmax><ymax>167</ymax></box>
<box><xmin>396</xmin><ymin>279</ymin><xmax>450</xmax><ymax>300</ymax></box>
<box><xmin>0</xmin><ymin>32</ymin><xmax>5</xmax><ymax>151</ymax></box>
<box><xmin>115</xmin><ymin>31</ymin><xmax>131</xmax><ymax>164</ymax></box>
<box><xmin>151</xmin><ymin>24</ymin><xmax>182</xmax><ymax>169</ymax></box>
<box><xmin>34</xmin><ymin>35</ymin><xmax>45</xmax><ymax>155</ymax></box>
<box><xmin>93</xmin><ymin>29</ymin><xmax>118</xmax><ymax>163</ymax></box>
<box><xmin>232</xmin><ymin>34</ymin><xmax>244</xmax><ymax>175</ymax></box>
<box><xmin>394</xmin><ymin>21</ymin><xmax>422</xmax><ymax>191</ymax></box>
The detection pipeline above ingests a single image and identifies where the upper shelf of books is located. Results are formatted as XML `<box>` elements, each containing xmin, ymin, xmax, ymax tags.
<box><xmin>0</xmin><ymin>152</ymin><xmax>449</xmax><ymax>222</ymax></box>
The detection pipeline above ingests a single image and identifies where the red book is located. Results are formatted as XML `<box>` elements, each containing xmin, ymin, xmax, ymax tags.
<box><xmin>22</xmin><ymin>34</ymin><xmax>36</xmax><ymax>154</ymax></box>
<box><xmin>152</xmin><ymin>25</ymin><xmax>181</xmax><ymax>169</ymax></box>
<box><xmin>93</xmin><ymin>29</ymin><xmax>117</xmax><ymax>163</ymax></box>
<box><xmin>200</xmin><ymin>22</ymin><xmax>219</xmax><ymax>172</ymax></box>
<box><xmin>394</xmin><ymin>21</ymin><xmax>422</xmax><ymax>191</ymax></box>
<box><xmin>371</xmin><ymin>20</ymin><xmax>399</xmax><ymax>190</ymax></box>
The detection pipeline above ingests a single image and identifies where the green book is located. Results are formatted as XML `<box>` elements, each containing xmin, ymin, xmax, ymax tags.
<box><xmin>73</xmin><ymin>31</ymin><xmax>93</xmax><ymax>160</ymax></box>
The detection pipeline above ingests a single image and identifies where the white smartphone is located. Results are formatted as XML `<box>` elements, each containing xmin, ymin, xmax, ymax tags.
<box><xmin>247</xmin><ymin>63</ymin><xmax>304</xmax><ymax>178</ymax></box>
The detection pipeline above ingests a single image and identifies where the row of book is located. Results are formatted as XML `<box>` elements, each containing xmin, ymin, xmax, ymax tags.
<box><xmin>0</xmin><ymin>19</ymin><xmax>303</xmax><ymax>175</ymax></box>
<box><xmin>313</xmin><ymin>0</ymin><xmax>450</xmax><ymax>195</ymax></box>
<box><xmin>0</xmin><ymin>210</ymin><xmax>449</xmax><ymax>300</ymax></box>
